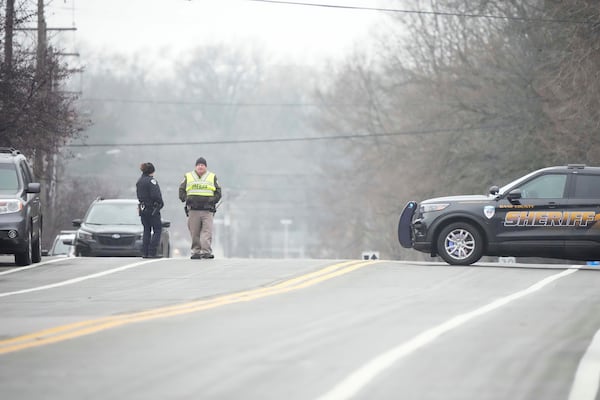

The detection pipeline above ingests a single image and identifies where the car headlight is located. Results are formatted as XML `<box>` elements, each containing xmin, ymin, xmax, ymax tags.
<box><xmin>420</xmin><ymin>203</ymin><xmax>450</xmax><ymax>213</ymax></box>
<box><xmin>0</xmin><ymin>199</ymin><xmax>23</xmax><ymax>214</ymax></box>
<box><xmin>78</xmin><ymin>230</ymin><xmax>93</xmax><ymax>240</ymax></box>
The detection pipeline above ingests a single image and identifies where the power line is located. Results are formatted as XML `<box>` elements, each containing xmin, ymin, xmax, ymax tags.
<box><xmin>78</xmin><ymin>97</ymin><xmax>336</xmax><ymax>107</ymax></box>
<box><xmin>79</xmin><ymin>96</ymin><xmax>544</xmax><ymax>107</ymax></box>
<box><xmin>65</xmin><ymin>124</ymin><xmax>515</xmax><ymax>147</ymax></box>
<box><xmin>243</xmin><ymin>0</ymin><xmax>596</xmax><ymax>24</ymax></box>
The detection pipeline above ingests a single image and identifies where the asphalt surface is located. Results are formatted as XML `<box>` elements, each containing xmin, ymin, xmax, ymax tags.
<box><xmin>0</xmin><ymin>256</ymin><xmax>599</xmax><ymax>400</ymax></box>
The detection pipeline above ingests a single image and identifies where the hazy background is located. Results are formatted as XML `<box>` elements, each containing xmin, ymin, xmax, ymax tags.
<box><xmin>45</xmin><ymin>0</ymin><xmax>389</xmax><ymax>259</ymax></box>
<box><xmin>33</xmin><ymin>0</ymin><xmax>600</xmax><ymax>260</ymax></box>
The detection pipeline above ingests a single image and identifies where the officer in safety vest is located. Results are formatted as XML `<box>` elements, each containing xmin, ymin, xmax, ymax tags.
<box><xmin>178</xmin><ymin>157</ymin><xmax>222</xmax><ymax>259</ymax></box>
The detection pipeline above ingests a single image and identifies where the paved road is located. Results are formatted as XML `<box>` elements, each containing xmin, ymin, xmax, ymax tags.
<box><xmin>0</xmin><ymin>256</ymin><xmax>599</xmax><ymax>400</ymax></box>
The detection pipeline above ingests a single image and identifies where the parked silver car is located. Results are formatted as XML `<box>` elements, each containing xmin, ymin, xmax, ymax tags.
<box><xmin>45</xmin><ymin>230</ymin><xmax>76</xmax><ymax>257</ymax></box>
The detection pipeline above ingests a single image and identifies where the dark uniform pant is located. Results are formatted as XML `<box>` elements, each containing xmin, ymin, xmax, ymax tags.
<box><xmin>140</xmin><ymin>211</ymin><xmax>162</xmax><ymax>257</ymax></box>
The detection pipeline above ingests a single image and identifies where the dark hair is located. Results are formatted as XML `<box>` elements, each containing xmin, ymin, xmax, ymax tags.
<box><xmin>140</xmin><ymin>162</ymin><xmax>155</xmax><ymax>175</ymax></box>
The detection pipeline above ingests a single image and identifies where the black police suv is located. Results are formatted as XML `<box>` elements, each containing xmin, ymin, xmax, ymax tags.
<box><xmin>0</xmin><ymin>148</ymin><xmax>43</xmax><ymax>266</ymax></box>
<box><xmin>69</xmin><ymin>198</ymin><xmax>171</xmax><ymax>257</ymax></box>
<box><xmin>398</xmin><ymin>164</ymin><xmax>600</xmax><ymax>265</ymax></box>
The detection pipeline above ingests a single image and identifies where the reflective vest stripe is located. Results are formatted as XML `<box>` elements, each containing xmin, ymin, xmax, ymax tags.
<box><xmin>185</xmin><ymin>172</ymin><xmax>216</xmax><ymax>196</ymax></box>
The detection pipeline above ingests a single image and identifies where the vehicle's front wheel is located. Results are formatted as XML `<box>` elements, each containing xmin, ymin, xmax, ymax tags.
<box><xmin>436</xmin><ymin>222</ymin><xmax>483</xmax><ymax>265</ymax></box>
<box><xmin>31</xmin><ymin>225</ymin><xmax>42</xmax><ymax>263</ymax></box>
<box><xmin>15</xmin><ymin>229</ymin><xmax>33</xmax><ymax>266</ymax></box>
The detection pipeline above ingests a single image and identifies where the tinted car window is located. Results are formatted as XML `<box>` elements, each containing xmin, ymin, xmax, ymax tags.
<box><xmin>571</xmin><ymin>174</ymin><xmax>600</xmax><ymax>199</ymax></box>
<box><xmin>85</xmin><ymin>203</ymin><xmax>140</xmax><ymax>225</ymax></box>
<box><xmin>518</xmin><ymin>174</ymin><xmax>567</xmax><ymax>199</ymax></box>
<box><xmin>0</xmin><ymin>164</ymin><xmax>19</xmax><ymax>192</ymax></box>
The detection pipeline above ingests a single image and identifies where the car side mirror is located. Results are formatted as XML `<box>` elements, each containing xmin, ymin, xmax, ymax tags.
<box><xmin>507</xmin><ymin>189</ymin><xmax>522</xmax><ymax>202</ymax></box>
<box><xmin>27</xmin><ymin>182</ymin><xmax>41</xmax><ymax>193</ymax></box>
<box><xmin>162</xmin><ymin>220</ymin><xmax>171</xmax><ymax>228</ymax></box>
<box><xmin>72</xmin><ymin>219</ymin><xmax>82</xmax><ymax>227</ymax></box>
<box><xmin>489</xmin><ymin>185</ymin><xmax>499</xmax><ymax>195</ymax></box>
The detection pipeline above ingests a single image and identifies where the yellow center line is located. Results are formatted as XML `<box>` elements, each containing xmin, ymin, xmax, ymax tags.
<box><xmin>0</xmin><ymin>260</ymin><xmax>359</xmax><ymax>347</ymax></box>
<box><xmin>0</xmin><ymin>259</ymin><xmax>380</xmax><ymax>355</ymax></box>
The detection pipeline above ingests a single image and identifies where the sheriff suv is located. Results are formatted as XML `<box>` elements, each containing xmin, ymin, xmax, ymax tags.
<box><xmin>398</xmin><ymin>164</ymin><xmax>600</xmax><ymax>265</ymax></box>
<box><xmin>0</xmin><ymin>148</ymin><xmax>43</xmax><ymax>266</ymax></box>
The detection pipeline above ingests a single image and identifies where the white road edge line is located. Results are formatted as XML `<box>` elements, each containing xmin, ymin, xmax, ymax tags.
<box><xmin>568</xmin><ymin>328</ymin><xmax>600</xmax><ymax>400</ymax></box>
<box><xmin>317</xmin><ymin>268</ymin><xmax>579</xmax><ymax>400</ymax></box>
<box><xmin>0</xmin><ymin>258</ymin><xmax>166</xmax><ymax>298</ymax></box>
<box><xmin>0</xmin><ymin>257</ymin><xmax>67</xmax><ymax>276</ymax></box>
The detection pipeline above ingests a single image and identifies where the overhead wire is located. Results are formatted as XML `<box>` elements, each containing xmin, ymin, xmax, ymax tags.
<box><xmin>243</xmin><ymin>0</ymin><xmax>596</xmax><ymax>24</ymax></box>
<box><xmin>65</xmin><ymin>124</ymin><xmax>516</xmax><ymax>147</ymax></box>
<box><xmin>78</xmin><ymin>96</ymin><xmax>544</xmax><ymax>107</ymax></box>
<box><xmin>78</xmin><ymin>97</ymin><xmax>335</xmax><ymax>107</ymax></box>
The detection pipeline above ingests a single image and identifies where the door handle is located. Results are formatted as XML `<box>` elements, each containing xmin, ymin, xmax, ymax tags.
<box><xmin>548</xmin><ymin>202</ymin><xmax>558</xmax><ymax>208</ymax></box>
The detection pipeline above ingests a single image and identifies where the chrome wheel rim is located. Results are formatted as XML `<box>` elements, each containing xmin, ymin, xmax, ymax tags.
<box><xmin>444</xmin><ymin>229</ymin><xmax>475</xmax><ymax>260</ymax></box>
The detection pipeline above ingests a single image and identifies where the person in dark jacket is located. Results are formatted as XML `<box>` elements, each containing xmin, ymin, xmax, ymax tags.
<box><xmin>179</xmin><ymin>157</ymin><xmax>221</xmax><ymax>259</ymax></box>
<box><xmin>136</xmin><ymin>162</ymin><xmax>164</xmax><ymax>258</ymax></box>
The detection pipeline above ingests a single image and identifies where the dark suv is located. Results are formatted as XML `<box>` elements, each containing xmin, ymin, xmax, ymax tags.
<box><xmin>0</xmin><ymin>148</ymin><xmax>43</xmax><ymax>266</ymax></box>
<box><xmin>399</xmin><ymin>164</ymin><xmax>600</xmax><ymax>265</ymax></box>
<box><xmin>70</xmin><ymin>198</ymin><xmax>171</xmax><ymax>257</ymax></box>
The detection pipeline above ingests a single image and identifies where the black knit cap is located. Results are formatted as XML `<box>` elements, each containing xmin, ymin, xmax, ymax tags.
<box><xmin>140</xmin><ymin>162</ymin><xmax>155</xmax><ymax>175</ymax></box>
<box><xmin>195</xmin><ymin>157</ymin><xmax>207</xmax><ymax>166</ymax></box>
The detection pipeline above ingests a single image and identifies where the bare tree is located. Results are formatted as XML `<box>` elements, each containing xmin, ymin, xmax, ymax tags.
<box><xmin>311</xmin><ymin>0</ymin><xmax>600</xmax><ymax>259</ymax></box>
<box><xmin>1</xmin><ymin>1</ymin><xmax>89</xmax><ymax>246</ymax></box>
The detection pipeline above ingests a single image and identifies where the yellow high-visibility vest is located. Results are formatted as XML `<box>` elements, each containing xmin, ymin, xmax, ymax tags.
<box><xmin>185</xmin><ymin>171</ymin><xmax>216</xmax><ymax>197</ymax></box>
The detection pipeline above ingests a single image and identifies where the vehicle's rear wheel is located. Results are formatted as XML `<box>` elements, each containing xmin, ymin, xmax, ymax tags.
<box><xmin>15</xmin><ymin>230</ymin><xmax>33</xmax><ymax>266</ymax></box>
<box><xmin>436</xmin><ymin>222</ymin><xmax>483</xmax><ymax>265</ymax></box>
<box><xmin>32</xmin><ymin>225</ymin><xmax>42</xmax><ymax>263</ymax></box>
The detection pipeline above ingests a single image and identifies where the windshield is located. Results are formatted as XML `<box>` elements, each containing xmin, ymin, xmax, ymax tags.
<box><xmin>0</xmin><ymin>164</ymin><xmax>19</xmax><ymax>193</ymax></box>
<box><xmin>85</xmin><ymin>202</ymin><xmax>140</xmax><ymax>225</ymax></box>
<box><xmin>498</xmin><ymin>169</ymin><xmax>545</xmax><ymax>195</ymax></box>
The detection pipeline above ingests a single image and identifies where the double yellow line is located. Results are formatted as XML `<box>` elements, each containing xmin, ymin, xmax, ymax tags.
<box><xmin>0</xmin><ymin>259</ymin><xmax>380</xmax><ymax>355</ymax></box>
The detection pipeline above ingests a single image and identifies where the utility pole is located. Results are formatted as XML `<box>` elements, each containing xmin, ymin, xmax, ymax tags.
<box><xmin>34</xmin><ymin>0</ymin><xmax>54</xmax><ymax>181</ymax></box>
<box><xmin>34</xmin><ymin>0</ymin><xmax>50</xmax><ymax>241</ymax></box>
<box><xmin>35</xmin><ymin>0</ymin><xmax>78</xmax><ymax>247</ymax></box>
<box><xmin>4</xmin><ymin>0</ymin><xmax>14</xmax><ymax>73</ymax></box>
<box><xmin>36</xmin><ymin>0</ymin><xmax>47</xmax><ymax>79</ymax></box>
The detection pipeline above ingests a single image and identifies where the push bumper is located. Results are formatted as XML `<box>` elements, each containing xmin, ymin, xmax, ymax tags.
<box><xmin>398</xmin><ymin>201</ymin><xmax>417</xmax><ymax>248</ymax></box>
